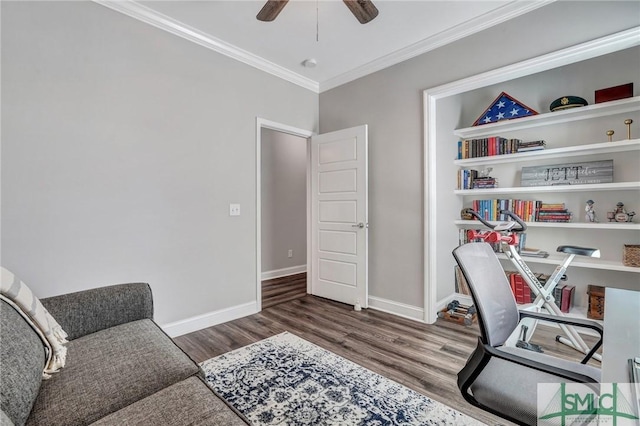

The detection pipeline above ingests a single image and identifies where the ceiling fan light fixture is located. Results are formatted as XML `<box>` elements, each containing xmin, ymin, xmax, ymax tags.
<box><xmin>257</xmin><ymin>0</ymin><xmax>378</xmax><ymax>24</ymax></box>
<box><xmin>302</xmin><ymin>59</ymin><xmax>317</xmax><ymax>68</ymax></box>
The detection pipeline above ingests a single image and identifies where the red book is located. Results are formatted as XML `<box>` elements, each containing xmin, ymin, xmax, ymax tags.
<box><xmin>561</xmin><ymin>285</ymin><xmax>575</xmax><ymax>313</ymax></box>
<box><xmin>514</xmin><ymin>274</ymin><xmax>525</xmax><ymax>304</ymax></box>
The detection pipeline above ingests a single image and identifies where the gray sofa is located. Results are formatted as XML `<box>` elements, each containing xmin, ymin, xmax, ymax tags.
<box><xmin>0</xmin><ymin>282</ymin><xmax>248</xmax><ymax>425</ymax></box>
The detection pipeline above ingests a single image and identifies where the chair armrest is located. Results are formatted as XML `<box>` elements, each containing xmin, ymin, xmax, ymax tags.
<box><xmin>41</xmin><ymin>283</ymin><xmax>153</xmax><ymax>340</ymax></box>
<box><xmin>518</xmin><ymin>310</ymin><xmax>603</xmax><ymax>363</ymax></box>
<box><xmin>483</xmin><ymin>341</ymin><xmax>600</xmax><ymax>385</ymax></box>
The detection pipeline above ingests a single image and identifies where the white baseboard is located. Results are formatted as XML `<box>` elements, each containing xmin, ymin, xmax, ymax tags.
<box><xmin>261</xmin><ymin>265</ymin><xmax>306</xmax><ymax>281</ymax></box>
<box><xmin>367</xmin><ymin>296</ymin><xmax>424</xmax><ymax>323</ymax></box>
<box><xmin>161</xmin><ymin>301</ymin><xmax>258</xmax><ymax>338</ymax></box>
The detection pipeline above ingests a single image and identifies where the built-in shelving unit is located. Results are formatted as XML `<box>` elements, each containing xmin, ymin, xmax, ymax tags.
<box><xmin>452</xmin><ymin>79</ymin><xmax>640</xmax><ymax>317</ymax></box>
<box><xmin>424</xmin><ymin>28</ymin><xmax>640</xmax><ymax>324</ymax></box>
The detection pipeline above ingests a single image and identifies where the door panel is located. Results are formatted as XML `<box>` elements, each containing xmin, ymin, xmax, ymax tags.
<box><xmin>311</xmin><ymin>125</ymin><xmax>368</xmax><ymax>308</ymax></box>
<box><xmin>319</xmin><ymin>169</ymin><xmax>357</xmax><ymax>193</ymax></box>
<box><xmin>319</xmin><ymin>230</ymin><xmax>358</xmax><ymax>255</ymax></box>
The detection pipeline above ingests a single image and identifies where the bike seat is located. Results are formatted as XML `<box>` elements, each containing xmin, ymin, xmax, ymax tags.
<box><xmin>556</xmin><ymin>245</ymin><xmax>601</xmax><ymax>258</ymax></box>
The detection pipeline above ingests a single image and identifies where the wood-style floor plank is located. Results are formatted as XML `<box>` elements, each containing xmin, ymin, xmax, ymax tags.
<box><xmin>261</xmin><ymin>273</ymin><xmax>307</xmax><ymax>309</ymax></box>
<box><xmin>174</xmin><ymin>294</ymin><xmax>600</xmax><ymax>425</ymax></box>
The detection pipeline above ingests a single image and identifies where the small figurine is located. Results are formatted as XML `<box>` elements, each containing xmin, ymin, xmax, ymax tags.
<box><xmin>612</xmin><ymin>202</ymin><xmax>636</xmax><ymax>222</ymax></box>
<box><xmin>585</xmin><ymin>200</ymin><xmax>597</xmax><ymax>222</ymax></box>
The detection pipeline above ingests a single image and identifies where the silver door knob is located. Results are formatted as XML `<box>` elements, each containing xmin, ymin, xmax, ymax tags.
<box><xmin>352</xmin><ymin>222</ymin><xmax>365</xmax><ymax>229</ymax></box>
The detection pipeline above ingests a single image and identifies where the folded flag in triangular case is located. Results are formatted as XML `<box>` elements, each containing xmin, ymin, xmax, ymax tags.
<box><xmin>472</xmin><ymin>92</ymin><xmax>538</xmax><ymax>126</ymax></box>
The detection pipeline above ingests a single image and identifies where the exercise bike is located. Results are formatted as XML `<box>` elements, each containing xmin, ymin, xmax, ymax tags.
<box><xmin>463</xmin><ymin>208</ymin><xmax>602</xmax><ymax>361</ymax></box>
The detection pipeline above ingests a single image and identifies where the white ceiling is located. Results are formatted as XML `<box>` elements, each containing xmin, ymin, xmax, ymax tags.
<box><xmin>98</xmin><ymin>0</ymin><xmax>552</xmax><ymax>92</ymax></box>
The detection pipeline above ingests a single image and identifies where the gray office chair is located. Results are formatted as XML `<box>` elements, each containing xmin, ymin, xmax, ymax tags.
<box><xmin>452</xmin><ymin>242</ymin><xmax>603</xmax><ymax>426</ymax></box>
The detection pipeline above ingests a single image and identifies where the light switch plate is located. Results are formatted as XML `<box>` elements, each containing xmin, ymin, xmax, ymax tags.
<box><xmin>229</xmin><ymin>204</ymin><xmax>241</xmax><ymax>216</ymax></box>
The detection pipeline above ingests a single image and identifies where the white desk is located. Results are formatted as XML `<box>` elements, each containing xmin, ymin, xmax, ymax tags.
<box><xmin>601</xmin><ymin>288</ymin><xmax>640</xmax><ymax>383</ymax></box>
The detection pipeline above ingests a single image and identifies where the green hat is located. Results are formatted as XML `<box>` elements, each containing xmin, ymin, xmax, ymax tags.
<box><xmin>550</xmin><ymin>96</ymin><xmax>588</xmax><ymax>112</ymax></box>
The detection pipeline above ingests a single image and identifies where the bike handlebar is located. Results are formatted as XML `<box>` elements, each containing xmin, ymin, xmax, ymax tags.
<box><xmin>462</xmin><ymin>208</ymin><xmax>528</xmax><ymax>232</ymax></box>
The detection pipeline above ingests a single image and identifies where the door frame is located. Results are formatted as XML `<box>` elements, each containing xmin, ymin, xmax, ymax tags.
<box><xmin>256</xmin><ymin>118</ymin><xmax>314</xmax><ymax>312</ymax></box>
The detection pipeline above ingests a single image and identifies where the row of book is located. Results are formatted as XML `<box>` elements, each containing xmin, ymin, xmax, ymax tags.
<box><xmin>455</xmin><ymin>266</ymin><xmax>576</xmax><ymax>313</ymax></box>
<box><xmin>456</xmin><ymin>137</ymin><xmax>546</xmax><ymax>159</ymax></box>
<box><xmin>457</xmin><ymin>169</ymin><xmax>498</xmax><ymax>189</ymax></box>
<box><xmin>468</xmin><ymin>199</ymin><xmax>573</xmax><ymax>223</ymax></box>
<box><xmin>470</xmin><ymin>199</ymin><xmax>539</xmax><ymax>222</ymax></box>
<box><xmin>506</xmin><ymin>271</ymin><xmax>574</xmax><ymax>312</ymax></box>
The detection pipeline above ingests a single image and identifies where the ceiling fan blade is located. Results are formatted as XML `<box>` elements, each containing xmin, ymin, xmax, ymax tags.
<box><xmin>343</xmin><ymin>0</ymin><xmax>379</xmax><ymax>24</ymax></box>
<box><xmin>257</xmin><ymin>0</ymin><xmax>289</xmax><ymax>22</ymax></box>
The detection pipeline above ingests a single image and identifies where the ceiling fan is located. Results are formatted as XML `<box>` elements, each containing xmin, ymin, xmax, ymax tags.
<box><xmin>257</xmin><ymin>0</ymin><xmax>379</xmax><ymax>24</ymax></box>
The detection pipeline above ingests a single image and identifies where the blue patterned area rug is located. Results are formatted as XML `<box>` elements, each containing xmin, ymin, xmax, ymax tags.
<box><xmin>200</xmin><ymin>332</ymin><xmax>484</xmax><ymax>425</ymax></box>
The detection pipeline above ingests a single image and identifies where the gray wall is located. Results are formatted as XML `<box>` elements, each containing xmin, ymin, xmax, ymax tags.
<box><xmin>319</xmin><ymin>1</ymin><xmax>640</xmax><ymax>308</ymax></box>
<box><xmin>261</xmin><ymin>128</ymin><xmax>307</xmax><ymax>274</ymax></box>
<box><xmin>1</xmin><ymin>1</ymin><xmax>318</xmax><ymax>326</ymax></box>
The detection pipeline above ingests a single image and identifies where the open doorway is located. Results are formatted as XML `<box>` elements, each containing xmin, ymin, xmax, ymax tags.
<box><xmin>256</xmin><ymin>119</ymin><xmax>313</xmax><ymax>311</ymax></box>
<box><xmin>256</xmin><ymin>119</ymin><xmax>369</xmax><ymax>311</ymax></box>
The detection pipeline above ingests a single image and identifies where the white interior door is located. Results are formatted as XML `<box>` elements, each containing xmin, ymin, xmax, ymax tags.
<box><xmin>310</xmin><ymin>125</ymin><xmax>368</xmax><ymax>308</ymax></box>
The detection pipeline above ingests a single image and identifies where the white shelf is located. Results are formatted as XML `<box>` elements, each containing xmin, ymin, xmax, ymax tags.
<box><xmin>454</xmin><ymin>96</ymin><xmax>640</xmax><ymax>139</ymax></box>
<box><xmin>454</xmin><ymin>220</ymin><xmax>640</xmax><ymax>231</ymax></box>
<box><xmin>454</xmin><ymin>181</ymin><xmax>640</xmax><ymax>196</ymax></box>
<box><xmin>496</xmin><ymin>253</ymin><xmax>640</xmax><ymax>273</ymax></box>
<box><xmin>454</xmin><ymin>139</ymin><xmax>640</xmax><ymax>167</ymax></box>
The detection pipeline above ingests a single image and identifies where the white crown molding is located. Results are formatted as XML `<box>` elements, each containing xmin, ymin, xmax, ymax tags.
<box><xmin>319</xmin><ymin>0</ymin><xmax>555</xmax><ymax>92</ymax></box>
<box><xmin>93</xmin><ymin>0</ymin><xmax>320</xmax><ymax>93</ymax></box>
<box><xmin>94</xmin><ymin>0</ymin><xmax>551</xmax><ymax>94</ymax></box>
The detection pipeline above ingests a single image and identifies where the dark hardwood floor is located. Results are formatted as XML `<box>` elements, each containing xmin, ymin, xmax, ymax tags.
<box><xmin>261</xmin><ymin>272</ymin><xmax>306</xmax><ymax>309</ymax></box>
<box><xmin>174</xmin><ymin>292</ymin><xmax>601</xmax><ymax>425</ymax></box>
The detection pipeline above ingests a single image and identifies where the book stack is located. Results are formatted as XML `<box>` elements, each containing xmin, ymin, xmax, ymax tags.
<box><xmin>472</xmin><ymin>176</ymin><xmax>498</xmax><ymax>189</ymax></box>
<box><xmin>456</xmin><ymin>170</ymin><xmax>498</xmax><ymax>189</ymax></box>
<box><xmin>536</xmin><ymin>203</ymin><xmax>573</xmax><ymax>223</ymax></box>
<box><xmin>516</xmin><ymin>140</ymin><xmax>546</xmax><ymax>152</ymax></box>
<box><xmin>457</xmin><ymin>136</ymin><xmax>521</xmax><ymax>159</ymax></box>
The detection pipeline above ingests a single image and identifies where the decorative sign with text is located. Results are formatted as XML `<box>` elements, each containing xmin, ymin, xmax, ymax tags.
<box><xmin>521</xmin><ymin>160</ymin><xmax>613</xmax><ymax>187</ymax></box>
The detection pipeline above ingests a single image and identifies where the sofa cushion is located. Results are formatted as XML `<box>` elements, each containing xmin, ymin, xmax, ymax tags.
<box><xmin>26</xmin><ymin>319</ymin><xmax>199</xmax><ymax>425</ymax></box>
<box><xmin>90</xmin><ymin>376</ymin><xmax>248</xmax><ymax>425</ymax></box>
<box><xmin>0</xmin><ymin>300</ymin><xmax>45</xmax><ymax>426</ymax></box>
